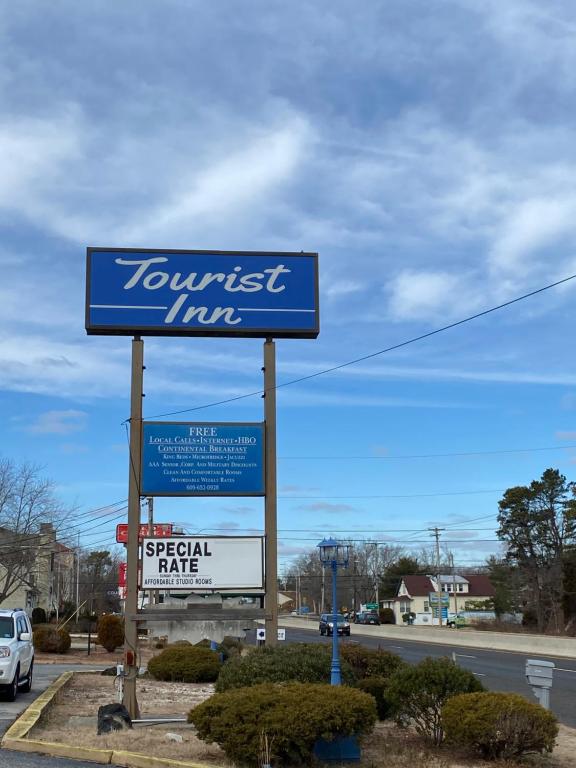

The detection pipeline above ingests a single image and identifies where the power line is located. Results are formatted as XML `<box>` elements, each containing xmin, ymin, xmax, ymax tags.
<box><xmin>142</xmin><ymin>271</ymin><xmax>576</xmax><ymax>420</ymax></box>
<box><xmin>278</xmin><ymin>445</ymin><xmax>576</xmax><ymax>460</ymax></box>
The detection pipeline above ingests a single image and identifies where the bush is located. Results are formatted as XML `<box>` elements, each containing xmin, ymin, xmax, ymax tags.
<box><xmin>31</xmin><ymin>607</ymin><xmax>47</xmax><ymax>626</ymax></box>
<box><xmin>189</xmin><ymin>682</ymin><xmax>377</xmax><ymax>766</ymax></box>
<box><xmin>379</xmin><ymin>608</ymin><xmax>395</xmax><ymax>624</ymax></box>
<box><xmin>356</xmin><ymin>677</ymin><xmax>392</xmax><ymax>720</ymax></box>
<box><xmin>148</xmin><ymin>645</ymin><xmax>221</xmax><ymax>683</ymax></box>
<box><xmin>97</xmin><ymin>614</ymin><xmax>124</xmax><ymax>652</ymax></box>
<box><xmin>339</xmin><ymin>645</ymin><xmax>406</xmax><ymax>680</ymax></box>
<box><xmin>386</xmin><ymin>656</ymin><xmax>484</xmax><ymax>745</ymax></box>
<box><xmin>215</xmin><ymin>643</ymin><xmax>355</xmax><ymax>691</ymax></box>
<box><xmin>33</xmin><ymin>624</ymin><xmax>71</xmax><ymax>653</ymax></box>
<box><xmin>443</xmin><ymin>692</ymin><xmax>558</xmax><ymax>760</ymax></box>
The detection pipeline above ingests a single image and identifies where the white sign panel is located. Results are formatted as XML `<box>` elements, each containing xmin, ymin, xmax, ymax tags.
<box><xmin>256</xmin><ymin>628</ymin><xmax>285</xmax><ymax>641</ymax></box>
<box><xmin>141</xmin><ymin>536</ymin><xmax>264</xmax><ymax>590</ymax></box>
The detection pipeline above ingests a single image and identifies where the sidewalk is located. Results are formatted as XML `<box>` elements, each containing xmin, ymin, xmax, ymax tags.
<box><xmin>279</xmin><ymin>616</ymin><xmax>576</xmax><ymax>659</ymax></box>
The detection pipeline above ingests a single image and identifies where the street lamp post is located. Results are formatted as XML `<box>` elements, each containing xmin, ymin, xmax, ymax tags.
<box><xmin>318</xmin><ymin>537</ymin><xmax>350</xmax><ymax>686</ymax></box>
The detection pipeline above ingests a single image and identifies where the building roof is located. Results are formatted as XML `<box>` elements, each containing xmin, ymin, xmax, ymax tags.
<box><xmin>463</xmin><ymin>574</ymin><xmax>495</xmax><ymax>597</ymax></box>
<box><xmin>400</xmin><ymin>575</ymin><xmax>435</xmax><ymax>597</ymax></box>
<box><xmin>397</xmin><ymin>573</ymin><xmax>495</xmax><ymax>598</ymax></box>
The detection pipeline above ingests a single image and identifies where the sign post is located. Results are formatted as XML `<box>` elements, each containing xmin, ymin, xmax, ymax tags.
<box><xmin>85</xmin><ymin>247</ymin><xmax>319</xmax><ymax>721</ymax></box>
<box><xmin>264</xmin><ymin>339</ymin><xmax>278</xmax><ymax>647</ymax></box>
<box><xmin>124</xmin><ymin>337</ymin><xmax>143</xmax><ymax>718</ymax></box>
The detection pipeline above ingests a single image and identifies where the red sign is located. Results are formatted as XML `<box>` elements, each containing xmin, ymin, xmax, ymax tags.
<box><xmin>118</xmin><ymin>562</ymin><xmax>127</xmax><ymax>587</ymax></box>
<box><xmin>116</xmin><ymin>523</ymin><xmax>173</xmax><ymax>544</ymax></box>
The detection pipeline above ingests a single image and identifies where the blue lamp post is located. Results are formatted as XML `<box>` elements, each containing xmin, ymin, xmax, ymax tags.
<box><xmin>317</xmin><ymin>537</ymin><xmax>350</xmax><ymax>685</ymax></box>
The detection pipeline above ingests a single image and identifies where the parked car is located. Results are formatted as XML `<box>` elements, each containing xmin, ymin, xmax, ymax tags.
<box><xmin>319</xmin><ymin>613</ymin><xmax>351</xmax><ymax>636</ymax></box>
<box><xmin>446</xmin><ymin>613</ymin><xmax>467</xmax><ymax>628</ymax></box>
<box><xmin>0</xmin><ymin>608</ymin><xmax>34</xmax><ymax>701</ymax></box>
<box><xmin>354</xmin><ymin>611</ymin><xmax>381</xmax><ymax>625</ymax></box>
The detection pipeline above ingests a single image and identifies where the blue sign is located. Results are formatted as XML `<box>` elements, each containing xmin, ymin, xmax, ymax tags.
<box><xmin>86</xmin><ymin>248</ymin><xmax>319</xmax><ymax>338</ymax></box>
<box><xmin>141</xmin><ymin>422</ymin><xmax>265</xmax><ymax>496</ymax></box>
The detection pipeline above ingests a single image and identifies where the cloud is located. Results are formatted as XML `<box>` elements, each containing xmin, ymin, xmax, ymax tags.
<box><xmin>555</xmin><ymin>431</ymin><xmax>576</xmax><ymax>440</ymax></box>
<box><xmin>387</xmin><ymin>270</ymin><xmax>482</xmax><ymax>322</ymax></box>
<box><xmin>26</xmin><ymin>409</ymin><xmax>88</xmax><ymax>435</ymax></box>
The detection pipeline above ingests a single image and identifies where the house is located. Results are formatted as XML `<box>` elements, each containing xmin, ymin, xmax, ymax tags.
<box><xmin>383</xmin><ymin>573</ymin><xmax>495</xmax><ymax>626</ymax></box>
<box><xmin>0</xmin><ymin>523</ymin><xmax>76</xmax><ymax>617</ymax></box>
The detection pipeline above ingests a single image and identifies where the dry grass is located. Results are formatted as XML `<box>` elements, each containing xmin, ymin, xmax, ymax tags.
<box><xmin>28</xmin><ymin>673</ymin><xmax>576</xmax><ymax>767</ymax></box>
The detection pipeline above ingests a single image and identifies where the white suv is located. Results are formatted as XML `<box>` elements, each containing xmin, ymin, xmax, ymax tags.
<box><xmin>0</xmin><ymin>609</ymin><xmax>34</xmax><ymax>700</ymax></box>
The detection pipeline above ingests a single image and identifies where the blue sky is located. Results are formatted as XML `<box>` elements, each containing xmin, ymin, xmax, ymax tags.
<box><xmin>2</xmin><ymin>1</ymin><xmax>576</xmax><ymax>572</ymax></box>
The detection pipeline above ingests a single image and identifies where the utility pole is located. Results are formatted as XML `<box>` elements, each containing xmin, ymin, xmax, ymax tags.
<box><xmin>75</xmin><ymin>532</ymin><xmax>80</xmax><ymax>623</ymax></box>
<box><xmin>147</xmin><ymin>497</ymin><xmax>158</xmax><ymax>606</ymax></box>
<box><xmin>449</xmin><ymin>552</ymin><xmax>458</xmax><ymax>616</ymax></box>
<box><xmin>428</xmin><ymin>527</ymin><xmax>445</xmax><ymax>626</ymax></box>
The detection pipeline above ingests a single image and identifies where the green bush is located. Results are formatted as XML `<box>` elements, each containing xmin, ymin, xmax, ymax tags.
<box><xmin>339</xmin><ymin>645</ymin><xmax>406</xmax><ymax>680</ymax></box>
<box><xmin>356</xmin><ymin>676</ymin><xmax>392</xmax><ymax>720</ymax></box>
<box><xmin>31</xmin><ymin>607</ymin><xmax>47</xmax><ymax>626</ymax></box>
<box><xmin>215</xmin><ymin>643</ymin><xmax>355</xmax><ymax>691</ymax></box>
<box><xmin>379</xmin><ymin>608</ymin><xmax>395</xmax><ymax>624</ymax></box>
<box><xmin>189</xmin><ymin>682</ymin><xmax>377</xmax><ymax>766</ymax></box>
<box><xmin>97</xmin><ymin>614</ymin><xmax>124</xmax><ymax>652</ymax></box>
<box><xmin>32</xmin><ymin>624</ymin><xmax>71</xmax><ymax>653</ymax></box>
<box><xmin>148</xmin><ymin>645</ymin><xmax>221</xmax><ymax>683</ymax></box>
<box><xmin>386</xmin><ymin>656</ymin><xmax>484</xmax><ymax>745</ymax></box>
<box><xmin>443</xmin><ymin>692</ymin><xmax>558</xmax><ymax>760</ymax></box>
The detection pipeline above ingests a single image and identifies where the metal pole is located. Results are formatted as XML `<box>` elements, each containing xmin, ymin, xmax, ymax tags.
<box><xmin>123</xmin><ymin>337</ymin><xmax>143</xmax><ymax>718</ymax></box>
<box><xmin>263</xmin><ymin>339</ymin><xmax>278</xmax><ymax>647</ymax></box>
<box><xmin>147</xmin><ymin>497</ymin><xmax>157</xmax><ymax>607</ymax></box>
<box><xmin>330</xmin><ymin>560</ymin><xmax>341</xmax><ymax>685</ymax></box>
<box><xmin>429</xmin><ymin>527</ymin><xmax>445</xmax><ymax>626</ymax></box>
<box><xmin>75</xmin><ymin>533</ymin><xmax>80</xmax><ymax>623</ymax></box>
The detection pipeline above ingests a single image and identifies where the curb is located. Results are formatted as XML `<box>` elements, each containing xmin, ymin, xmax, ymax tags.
<box><xmin>1</xmin><ymin>671</ymin><xmax>214</xmax><ymax>768</ymax></box>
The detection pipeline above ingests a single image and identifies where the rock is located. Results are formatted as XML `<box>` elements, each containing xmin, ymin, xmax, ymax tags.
<box><xmin>97</xmin><ymin>703</ymin><xmax>132</xmax><ymax>735</ymax></box>
<box><xmin>165</xmin><ymin>732</ymin><xmax>184</xmax><ymax>743</ymax></box>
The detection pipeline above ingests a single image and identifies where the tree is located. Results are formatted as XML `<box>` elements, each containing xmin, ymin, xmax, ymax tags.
<box><xmin>0</xmin><ymin>459</ymin><xmax>74</xmax><ymax>606</ymax></box>
<box><xmin>79</xmin><ymin>550</ymin><xmax>121</xmax><ymax>616</ymax></box>
<box><xmin>380</xmin><ymin>556</ymin><xmax>424</xmax><ymax>599</ymax></box>
<box><xmin>497</xmin><ymin>469</ymin><xmax>576</xmax><ymax>632</ymax></box>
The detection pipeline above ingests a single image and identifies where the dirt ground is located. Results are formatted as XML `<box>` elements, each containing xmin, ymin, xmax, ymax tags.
<box><xmin>28</xmin><ymin>673</ymin><xmax>576</xmax><ymax>767</ymax></box>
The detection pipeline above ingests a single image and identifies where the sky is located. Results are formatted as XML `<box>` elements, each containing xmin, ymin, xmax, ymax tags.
<box><xmin>2</xmin><ymin>0</ymin><xmax>576</xmax><ymax>575</ymax></box>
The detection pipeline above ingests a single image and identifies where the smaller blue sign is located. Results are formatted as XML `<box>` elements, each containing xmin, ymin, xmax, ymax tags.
<box><xmin>141</xmin><ymin>422</ymin><xmax>265</xmax><ymax>496</ymax></box>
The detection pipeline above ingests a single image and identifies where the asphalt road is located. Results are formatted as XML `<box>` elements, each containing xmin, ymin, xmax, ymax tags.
<box><xmin>261</xmin><ymin>626</ymin><xmax>576</xmax><ymax>727</ymax></box>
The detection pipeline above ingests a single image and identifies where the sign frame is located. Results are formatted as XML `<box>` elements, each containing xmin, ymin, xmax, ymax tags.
<box><xmin>141</xmin><ymin>535</ymin><xmax>265</xmax><ymax>591</ymax></box>
<box><xmin>141</xmin><ymin>421</ymin><xmax>265</xmax><ymax>497</ymax></box>
<box><xmin>85</xmin><ymin>247</ymin><xmax>319</xmax><ymax>339</ymax></box>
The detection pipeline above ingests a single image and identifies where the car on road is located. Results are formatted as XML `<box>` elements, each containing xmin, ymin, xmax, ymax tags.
<box><xmin>354</xmin><ymin>611</ymin><xmax>381</xmax><ymax>625</ymax></box>
<box><xmin>0</xmin><ymin>608</ymin><xmax>34</xmax><ymax>701</ymax></box>
<box><xmin>319</xmin><ymin>613</ymin><xmax>351</xmax><ymax>636</ymax></box>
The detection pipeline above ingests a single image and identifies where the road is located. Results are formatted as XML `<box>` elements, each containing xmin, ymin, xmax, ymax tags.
<box><xmin>262</xmin><ymin>626</ymin><xmax>576</xmax><ymax>727</ymax></box>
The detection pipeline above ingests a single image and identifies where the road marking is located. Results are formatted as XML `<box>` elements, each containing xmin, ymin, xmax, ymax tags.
<box><xmin>391</xmin><ymin>645</ymin><xmax>405</xmax><ymax>649</ymax></box>
<box><xmin>455</xmin><ymin>654</ymin><xmax>477</xmax><ymax>659</ymax></box>
<box><xmin>555</xmin><ymin>667</ymin><xmax>576</xmax><ymax>673</ymax></box>
<box><xmin>474</xmin><ymin>673</ymin><xmax>486</xmax><ymax>677</ymax></box>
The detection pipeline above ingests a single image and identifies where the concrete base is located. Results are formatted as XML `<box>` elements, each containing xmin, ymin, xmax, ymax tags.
<box><xmin>145</xmin><ymin>618</ymin><xmax>255</xmax><ymax>645</ymax></box>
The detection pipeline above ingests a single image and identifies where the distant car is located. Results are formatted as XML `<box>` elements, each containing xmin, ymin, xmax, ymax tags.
<box><xmin>354</xmin><ymin>611</ymin><xmax>380</xmax><ymax>625</ymax></box>
<box><xmin>0</xmin><ymin>608</ymin><xmax>34</xmax><ymax>701</ymax></box>
<box><xmin>319</xmin><ymin>613</ymin><xmax>351</xmax><ymax>636</ymax></box>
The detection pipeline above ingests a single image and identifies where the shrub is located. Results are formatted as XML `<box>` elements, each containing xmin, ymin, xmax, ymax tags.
<box><xmin>31</xmin><ymin>607</ymin><xmax>47</xmax><ymax>626</ymax></box>
<box><xmin>215</xmin><ymin>643</ymin><xmax>355</xmax><ymax>691</ymax></box>
<box><xmin>356</xmin><ymin>676</ymin><xmax>392</xmax><ymax>720</ymax></box>
<box><xmin>189</xmin><ymin>682</ymin><xmax>377</xmax><ymax>766</ymax></box>
<box><xmin>339</xmin><ymin>645</ymin><xmax>405</xmax><ymax>680</ymax></box>
<box><xmin>97</xmin><ymin>614</ymin><xmax>124</xmax><ymax>652</ymax></box>
<box><xmin>148</xmin><ymin>645</ymin><xmax>221</xmax><ymax>683</ymax></box>
<box><xmin>386</xmin><ymin>656</ymin><xmax>484</xmax><ymax>745</ymax></box>
<box><xmin>443</xmin><ymin>692</ymin><xmax>558</xmax><ymax>760</ymax></box>
<box><xmin>33</xmin><ymin>624</ymin><xmax>71</xmax><ymax>653</ymax></box>
<box><xmin>379</xmin><ymin>608</ymin><xmax>395</xmax><ymax>624</ymax></box>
